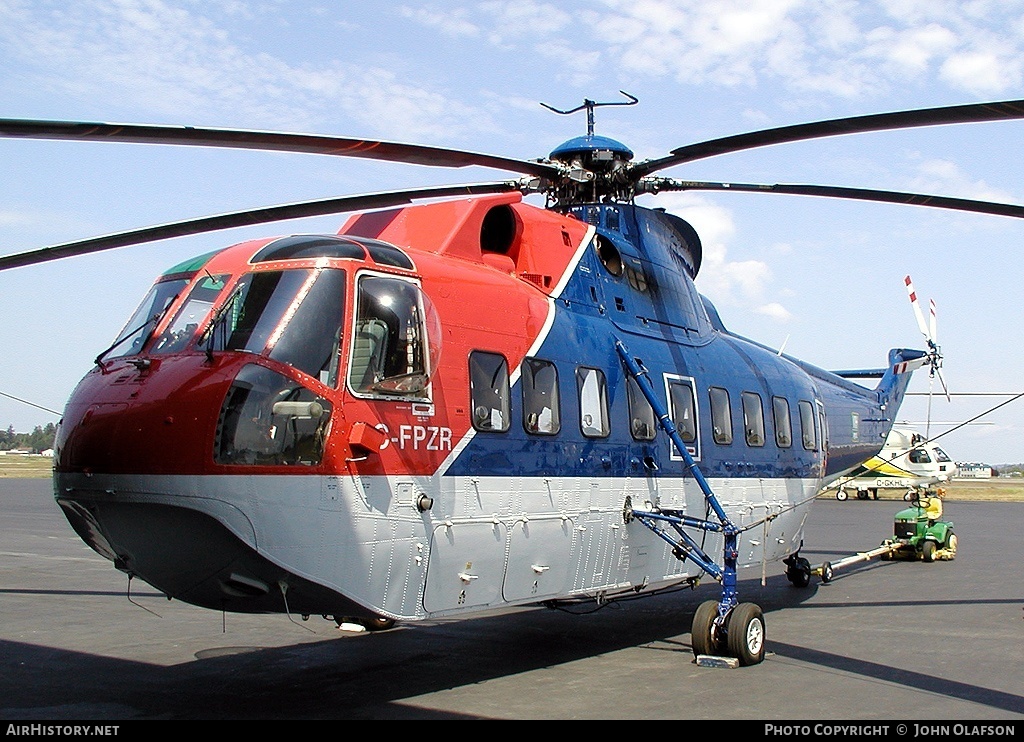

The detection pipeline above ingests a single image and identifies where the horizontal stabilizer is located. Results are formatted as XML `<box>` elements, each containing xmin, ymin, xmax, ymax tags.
<box><xmin>832</xmin><ymin>368</ymin><xmax>886</xmax><ymax>379</ymax></box>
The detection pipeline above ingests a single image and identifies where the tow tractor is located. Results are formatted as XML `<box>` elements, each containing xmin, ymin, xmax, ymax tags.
<box><xmin>882</xmin><ymin>487</ymin><xmax>958</xmax><ymax>563</ymax></box>
<box><xmin>786</xmin><ymin>487</ymin><xmax>957</xmax><ymax>586</ymax></box>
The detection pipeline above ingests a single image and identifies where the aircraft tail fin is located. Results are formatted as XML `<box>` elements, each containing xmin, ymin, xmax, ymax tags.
<box><xmin>875</xmin><ymin>347</ymin><xmax>929</xmax><ymax>415</ymax></box>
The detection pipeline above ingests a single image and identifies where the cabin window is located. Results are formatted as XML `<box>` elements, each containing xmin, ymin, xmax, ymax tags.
<box><xmin>667</xmin><ymin>378</ymin><xmax>698</xmax><ymax>455</ymax></box>
<box><xmin>773</xmin><ymin>396</ymin><xmax>793</xmax><ymax>448</ymax></box>
<box><xmin>799</xmin><ymin>400</ymin><xmax>817</xmax><ymax>450</ymax></box>
<box><xmin>626</xmin><ymin>376</ymin><xmax>656</xmax><ymax>441</ymax></box>
<box><xmin>709</xmin><ymin>386</ymin><xmax>733</xmax><ymax>445</ymax></box>
<box><xmin>742</xmin><ymin>392</ymin><xmax>765</xmax><ymax>447</ymax></box>
<box><xmin>470</xmin><ymin>351</ymin><xmax>510</xmax><ymax>432</ymax></box>
<box><xmin>151</xmin><ymin>273</ymin><xmax>228</xmax><ymax>355</ymax></box>
<box><xmin>348</xmin><ymin>274</ymin><xmax>440</xmax><ymax>398</ymax></box>
<box><xmin>909</xmin><ymin>448</ymin><xmax>932</xmax><ymax>464</ymax></box>
<box><xmin>522</xmin><ymin>357</ymin><xmax>560</xmax><ymax>435</ymax></box>
<box><xmin>103</xmin><ymin>277</ymin><xmax>191</xmax><ymax>360</ymax></box>
<box><xmin>577</xmin><ymin>367</ymin><xmax>610</xmax><ymax>438</ymax></box>
<box><xmin>215</xmin><ymin>364</ymin><xmax>331</xmax><ymax>466</ymax></box>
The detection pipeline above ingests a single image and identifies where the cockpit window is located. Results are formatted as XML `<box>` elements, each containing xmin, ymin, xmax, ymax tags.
<box><xmin>348</xmin><ymin>274</ymin><xmax>441</xmax><ymax>399</ymax></box>
<box><xmin>103</xmin><ymin>277</ymin><xmax>190</xmax><ymax>360</ymax></box>
<box><xmin>150</xmin><ymin>274</ymin><xmax>228</xmax><ymax>355</ymax></box>
<box><xmin>208</xmin><ymin>268</ymin><xmax>346</xmax><ymax>385</ymax></box>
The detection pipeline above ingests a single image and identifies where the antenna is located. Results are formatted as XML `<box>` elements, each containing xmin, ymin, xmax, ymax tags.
<box><xmin>540</xmin><ymin>91</ymin><xmax>638</xmax><ymax>136</ymax></box>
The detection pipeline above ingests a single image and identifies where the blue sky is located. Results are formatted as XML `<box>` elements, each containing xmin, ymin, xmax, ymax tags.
<box><xmin>1</xmin><ymin>0</ymin><xmax>1023</xmax><ymax>464</ymax></box>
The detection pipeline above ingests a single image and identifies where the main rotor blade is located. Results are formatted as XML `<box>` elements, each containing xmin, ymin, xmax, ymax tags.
<box><xmin>0</xmin><ymin>118</ymin><xmax>562</xmax><ymax>179</ymax></box>
<box><xmin>641</xmin><ymin>179</ymin><xmax>1024</xmax><ymax>219</ymax></box>
<box><xmin>0</xmin><ymin>181</ymin><xmax>519</xmax><ymax>271</ymax></box>
<box><xmin>633</xmin><ymin>99</ymin><xmax>1024</xmax><ymax>177</ymax></box>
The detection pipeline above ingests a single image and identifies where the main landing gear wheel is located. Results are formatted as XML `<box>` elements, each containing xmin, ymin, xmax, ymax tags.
<box><xmin>785</xmin><ymin>555</ymin><xmax>812</xmax><ymax>587</ymax></box>
<box><xmin>691</xmin><ymin>600</ymin><xmax>721</xmax><ymax>658</ymax></box>
<box><xmin>726</xmin><ymin>603</ymin><xmax>766</xmax><ymax>666</ymax></box>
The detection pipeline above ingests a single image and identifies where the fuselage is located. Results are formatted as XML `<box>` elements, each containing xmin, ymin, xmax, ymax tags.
<box><xmin>53</xmin><ymin>193</ymin><xmax>922</xmax><ymax>622</ymax></box>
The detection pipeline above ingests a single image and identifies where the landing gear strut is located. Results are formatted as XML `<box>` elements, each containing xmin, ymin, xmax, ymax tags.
<box><xmin>617</xmin><ymin>340</ymin><xmax>767</xmax><ymax>667</ymax></box>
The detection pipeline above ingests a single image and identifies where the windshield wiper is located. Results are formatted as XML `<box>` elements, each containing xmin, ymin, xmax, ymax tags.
<box><xmin>94</xmin><ymin>300</ymin><xmax>176</xmax><ymax>368</ymax></box>
<box><xmin>201</xmin><ymin>282</ymin><xmax>245</xmax><ymax>361</ymax></box>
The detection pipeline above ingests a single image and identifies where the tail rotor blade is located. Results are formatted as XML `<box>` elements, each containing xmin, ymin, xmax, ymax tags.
<box><xmin>929</xmin><ymin>298</ymin><xmax>938</xmax><ymax>344</ymax></box>
<box><xmin>905</xmin><ymin>275</ymin><xmax>930</xmax><ymax>341</ymax></box>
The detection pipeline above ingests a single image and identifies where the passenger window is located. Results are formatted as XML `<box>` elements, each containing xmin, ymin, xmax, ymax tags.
<box><xmin>742</xmin><ymin>392</ymin><xmax>765</xmax><ymax>447</ymax></box>
<box><xmin>522</xmin><ymin>357</ymin><xmax>560</xmax><ymax>435</ymax></box>
<box><xmin>668</xmin><ymin>379</ymin><xmax>697</xmax><ymax>444</ymax></box>
<box><xmin>470</xmin><ymin>351</ymin><xmax>510</xmax><ymax>432</ymax></box>
<box><xmin>773</xmin><ymin>396</ymin><xmax>793</xmax><ymax>448</ymax></box>
<box><xmin>626</xmin><ymin>376</ymin><xmax>656</xmax><ymax>441</ymax></box>
<box><xmin>577</xmin><ymin>367</ymin><xmax>610</xmax><ymax>438</ymax></box>
<box><xmin>799</xmin><ymin>400</ymin><xmax>816</xmax><ymax>450</ymax></box>
<box><xmin>709</xmin><ymin>386</ymin><xmax>733</xmax><ymax>445</ymax></box>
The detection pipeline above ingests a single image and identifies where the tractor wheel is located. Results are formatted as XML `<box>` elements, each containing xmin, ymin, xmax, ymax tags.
<box><xmin>726</xmin><ymin>603</ymin><xmax>766</xmax><ymax>666</ymax></box>
<box><xmin>922</xmin><ymin>540</ymin><xmax>937</xmax><ymax>563</ymax></box>
<box><xmin>691</xmin><ymin>600</ymin><xmax>721</xmax><ymax>657</ymax></box>
<box><xmin>945</xmin><ymin>532</ymin><xmax>958</xmax><ymax>554</ymax></box>
<box><xmin>836</xmin><ymin>489</ymin><xmax>848</xmax><ymax>501</ymax></box>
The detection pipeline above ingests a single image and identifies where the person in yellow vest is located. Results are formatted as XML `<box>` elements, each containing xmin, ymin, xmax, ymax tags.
<box><xmin>920</xmin><ymin>487</ymin><xmax>944</xmax><ymax>524</ymax></box>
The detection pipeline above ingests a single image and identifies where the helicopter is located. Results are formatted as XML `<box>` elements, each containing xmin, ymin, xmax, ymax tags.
<box><xmin>821</xmin><ymin>426</ymin><xmax>957</xmax><ymax>501</ymax></box>
<box><xmin>2</xmin><ymin>93</ymin><xmax>1024</xmax><ymax>667</ymax></box>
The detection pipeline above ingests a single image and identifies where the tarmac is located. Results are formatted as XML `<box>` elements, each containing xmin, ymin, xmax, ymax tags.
<box><xmin>1</xmin><ymin>477</ymin><xmax>1022</xmax><ymax>721</ymax></box>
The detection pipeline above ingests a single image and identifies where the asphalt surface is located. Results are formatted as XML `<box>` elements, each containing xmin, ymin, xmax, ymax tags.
<box><xmin>1</xmin><ymin>478</ymin><xmax>1022</xmax><ymax>721</ymax></box>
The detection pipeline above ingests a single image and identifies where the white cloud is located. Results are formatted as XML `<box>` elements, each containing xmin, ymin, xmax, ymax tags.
<box><xmin>907</xmin><ymin>158</ymin><xmax>1019</xmax><ymax>204</ymax></box>
<box><xmin>0</xmin><ymin>0</ymin><xmax>491</xmax><ymax>140</ymax></box>
<box><xmin>756</xmin><ymin>302</ymin><xmax>794</xmax><ymax>322</ymax></box>
<box><xmin>940</xmin><ymin>51</ymin><xmax>1023</xmax><ymax>95</ymax></box>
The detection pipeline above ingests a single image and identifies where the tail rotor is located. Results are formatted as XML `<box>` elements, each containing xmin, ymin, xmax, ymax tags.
<box><xmin>904</xmin><ymin>275</ymin><xmax>950</xmax><ymax>436</ymax></box>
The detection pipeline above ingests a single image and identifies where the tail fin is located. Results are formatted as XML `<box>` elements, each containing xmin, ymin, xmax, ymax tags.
<box><xmin>876</xmin><ymin>347</ymin><xmax>929</xmax><ymax>420</ymax></box>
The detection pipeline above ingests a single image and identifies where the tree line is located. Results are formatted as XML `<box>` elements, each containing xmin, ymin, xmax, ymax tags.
<box><xmin>1</xmin><ymin>423</ymin><xmax>58</xmax><ymax>453</ymax></box>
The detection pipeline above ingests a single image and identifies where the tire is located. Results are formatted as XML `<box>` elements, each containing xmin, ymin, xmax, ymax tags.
<box><xmin>726</xmin><ymin>603</ymin><xmax>766</xmax><ymax>666</ymax></box>
<box><xmin>359</xmin><ymin>615</ymin><xmax>397</xmax><ymax>631</ymax></box>
<box><xmin>786</xmin><ymin>557</ymin><xmax>811</xmax><ymax>587</ymax></box>
<box><xmin>857</xmin><ymin>490</ymin><xmax>869</xmax><ymax>500</ymax></box>
<box><xmin>691</xmin><ymin>600</ymin><xmax>721</xmax><ymax>657</ymax></box>
<box><xmin>820</xmin><ymin>561</ymin><xmax>834</xmax><ymax>584</ymax></box>
<box><xmin>946</xmin><ymin>532</ymin><xmax>958</xmax><ymax>554</ymax></box>
<box><xmin>836</xmin><ymin>489</ymin><xmax>848</xmax><ymax>501</ymax></box>
<box><xmin>922</xmin><ymin>540</ymin><xmax>936</xmax><ymax>563</ymax></box>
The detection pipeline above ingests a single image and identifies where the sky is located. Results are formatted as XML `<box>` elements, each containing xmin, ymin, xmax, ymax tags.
<box><xmin>1</xmin><ymin>0</ymin><xmax>1023</xmax><ymax>464</ymax></box>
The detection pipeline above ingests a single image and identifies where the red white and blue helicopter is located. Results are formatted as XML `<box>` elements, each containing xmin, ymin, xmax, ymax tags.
<box><xmin>2</xmin><ymin>94</ymin><xmax>1023</xmax><ymax>666</ymax></box>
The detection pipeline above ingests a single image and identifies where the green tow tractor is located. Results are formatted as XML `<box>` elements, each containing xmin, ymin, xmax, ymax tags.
<box><xmin>881</xmin><ymin>487</ymin><xmax>958</xmax><ymax>563</ymax></box>
<box><xmin>787</xmin><ymin>487</ymin><xmax>957</xmax><ymax>587</ymax></box>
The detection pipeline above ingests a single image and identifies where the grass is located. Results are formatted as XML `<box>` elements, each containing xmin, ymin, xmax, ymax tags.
<box><xmin>3</xmin><ymin>454</ymin><xmax>1023</xmax><ymax>501</ymax></box>
<box><xmin>0</xmin><ymin>455</ymin><xmax>54</xmax><ymax>479</ymax></box>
